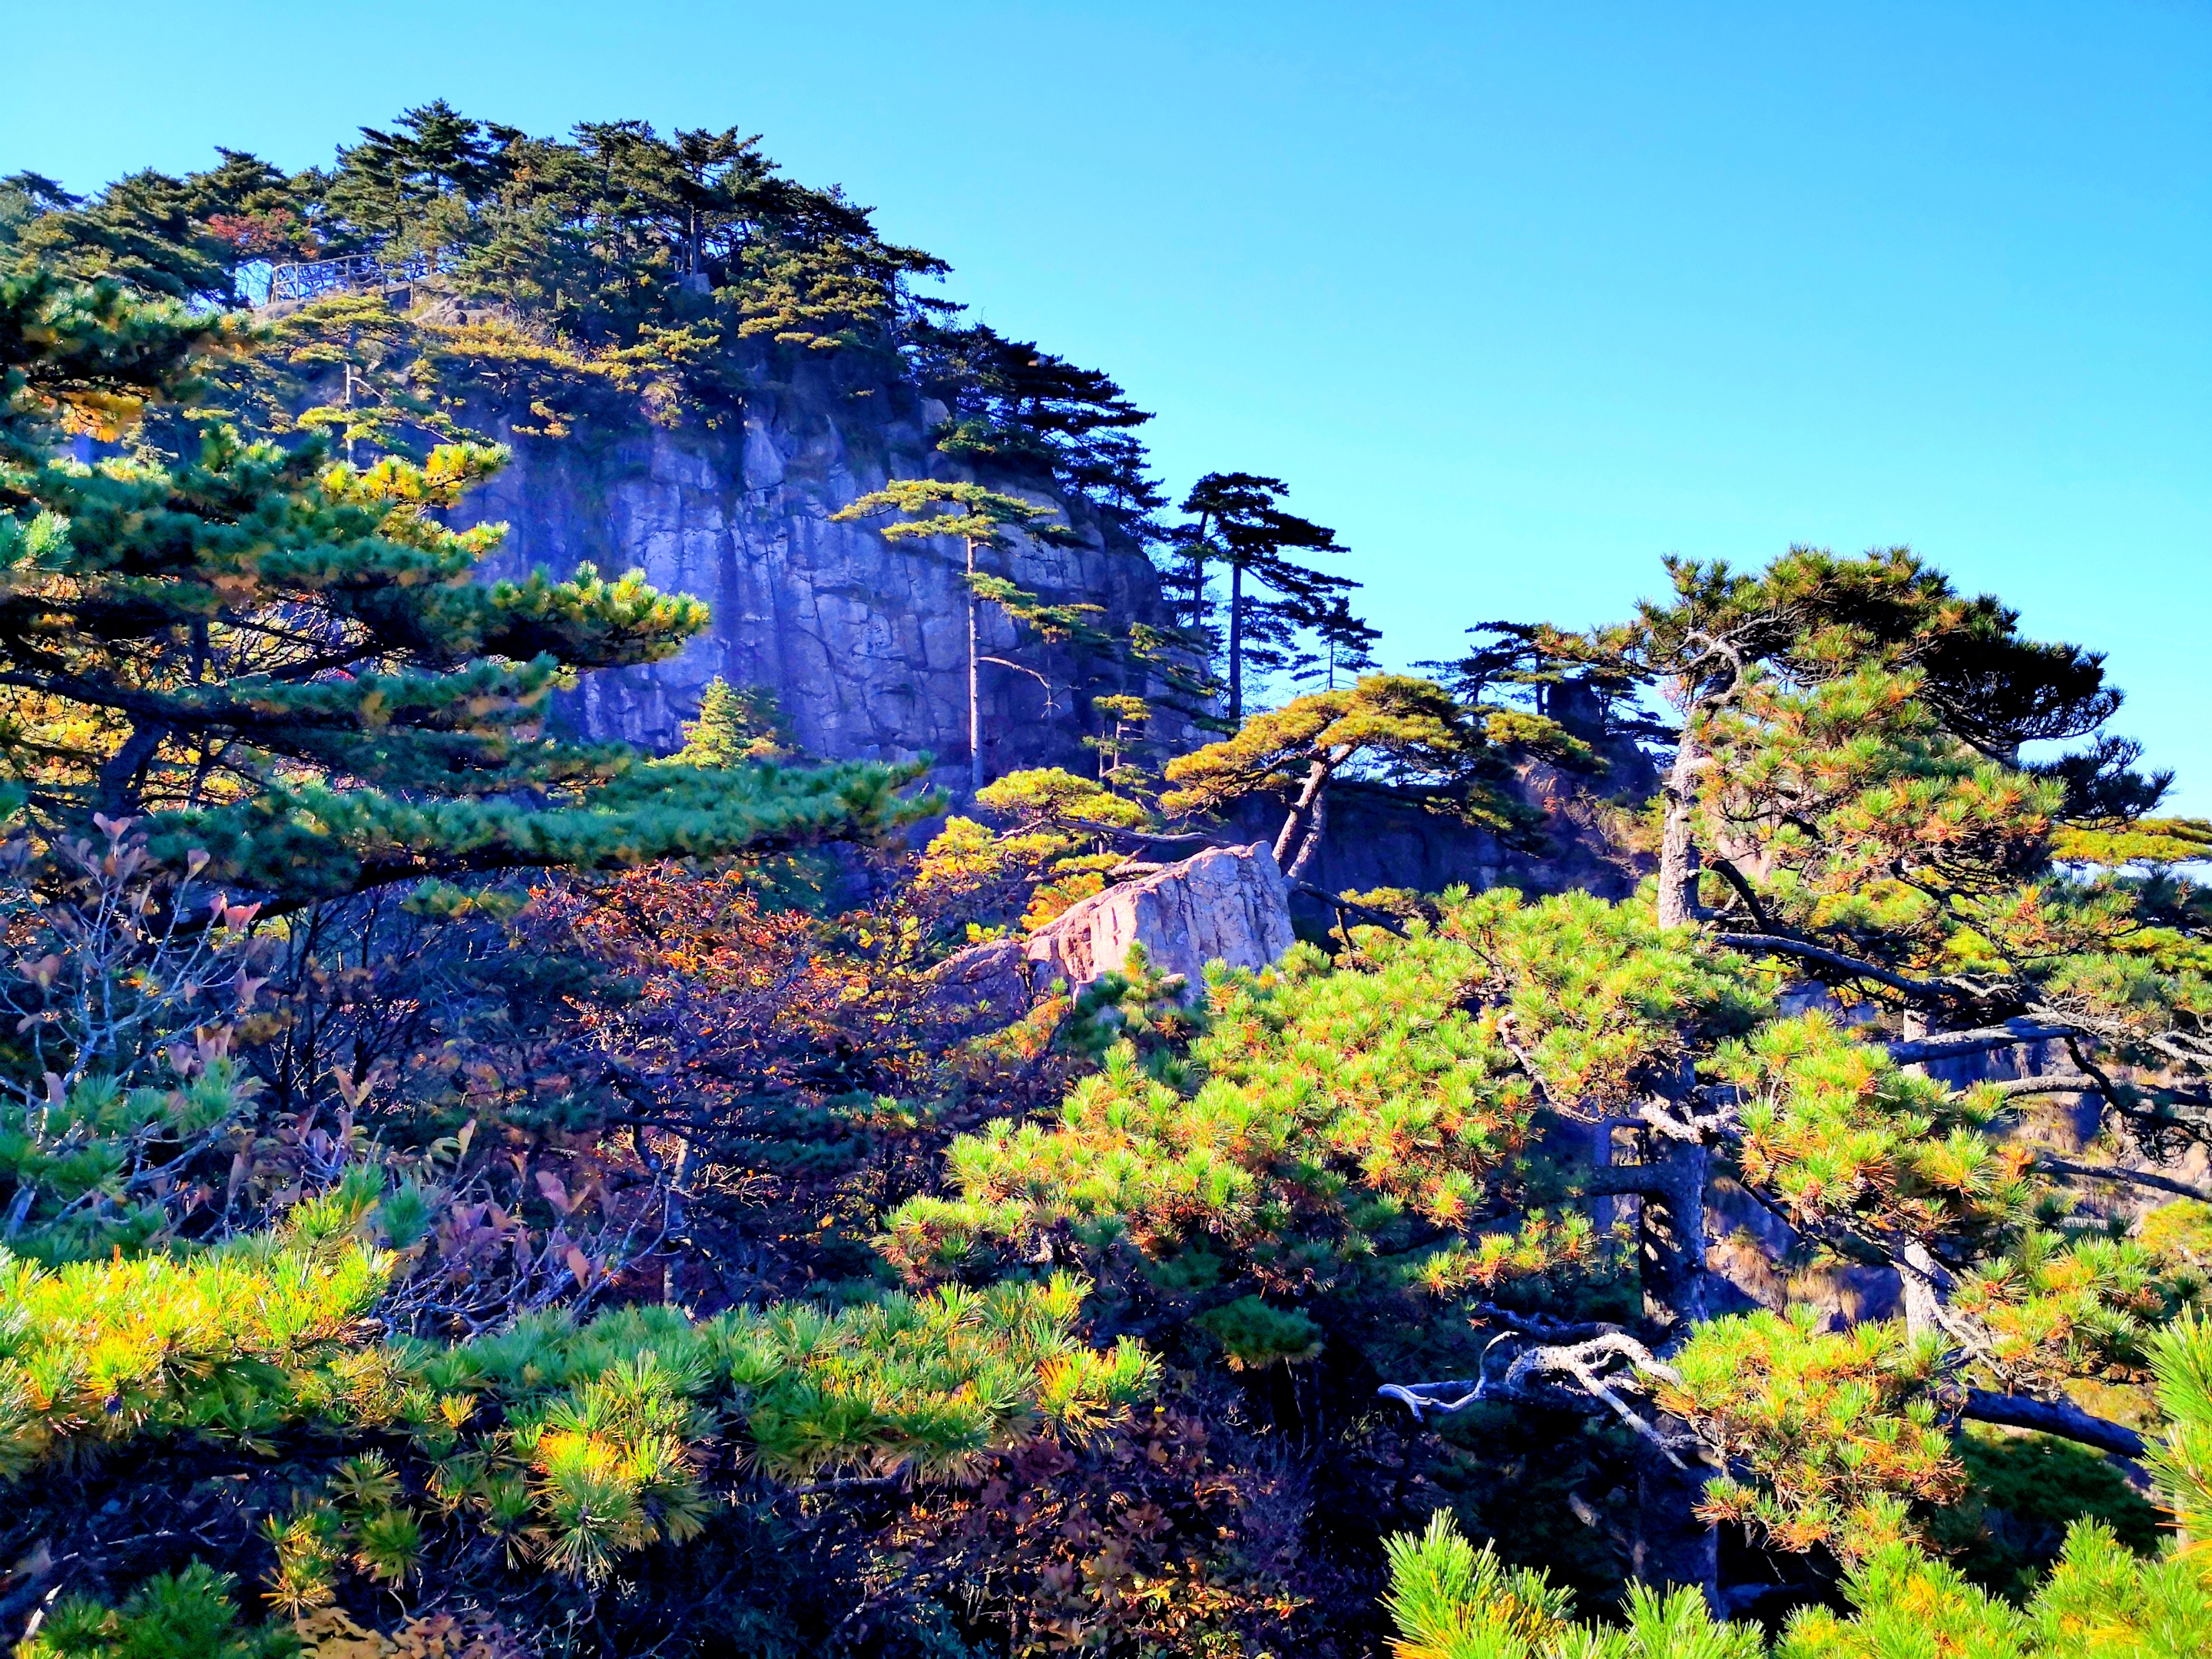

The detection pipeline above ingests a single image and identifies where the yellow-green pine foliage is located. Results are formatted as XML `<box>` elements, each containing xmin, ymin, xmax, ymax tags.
<box><xmin>674</xmin><ymin>677</ymin><xmax>793</xmax><ymax>765</ymax></box>
<box><xmin>0</xmin><ymin>1240</ymin><xmax>1154</xmax><ymax>1586</ymax></box>
<box><xmin>1160</xmin><ymin>672</ymin><xmax>1560</xmax><ymax>843</ymax></box>
<box><xmin>883</xmin><ymin>886</ymin><xmax>1760</xmax><ymax>1281</ymax></box>
<box><xmin>0</xmin><ymin>270</ymin><xmax>924</xmax><ymax>903</ymax></box>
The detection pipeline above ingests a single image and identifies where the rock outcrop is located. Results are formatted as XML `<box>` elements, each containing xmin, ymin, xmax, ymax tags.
<box><xmin>932</xmin><ymin>842</ymin><xmax>1298</xmax><ymax>1023</ymax></box>
<box><xmin>1035</xmin><ymin>841</ymin><xmax>1296</xmax><ymax>992</ymax></box>
<box><xmin>452</xmin><ymin>354</ymin><xmax>1181</xmax><ymax>786</ymax></box>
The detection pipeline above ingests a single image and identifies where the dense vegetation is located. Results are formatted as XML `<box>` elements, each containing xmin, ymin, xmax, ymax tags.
<box><xmin>1</xmin><ymin>104</ymin><xmax>1376</xmax><ymax>734</ymax></box>
<box><xmin>3</xmin><ymin>107</ymin><xmax>2210</xmax><ymax>1659</ymax></box>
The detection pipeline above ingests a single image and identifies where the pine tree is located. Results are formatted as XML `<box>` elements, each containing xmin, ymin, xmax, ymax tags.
<box><xmin>1084</xmin><ymin>692</ymin><xmax>1154</xmax><ymax>790</ymax></box>
<box><xmin>1168</xmin><ymin>472</ymin><xmax>1358</xmax><ymax>722</ymax></box>
<box><xmin>909</xmin><ymin>321</ymin><xmax>1151</xmax><ymax>477</ymax></box>
<box><xmin>0</xmin><ymin>270</ymin><xmax>922</xmax><ymax>904</ymax></box>
<box><xmin>1575</xmin><ymin>546</ymin><xmax>2139</xmax><ymax>933</ymax></box>
<box><xmin>1160</xmin><ymin>673</ymin><xmax>1577</xmax><ymax>880</ymax></box>
<box><xmin>674</xmin><ymin>677</ymin><xmax>793</xmax><ymax>765</ymax></box>
<box><xmin>1292</xmin><ymin>594</ymin><xmax>1383</xmax><ymax>692</ymax></box>
<box><xmin>831</xmin><ymin>478</ymin><xmax>1101</xmax><ymax>792</ymax></box>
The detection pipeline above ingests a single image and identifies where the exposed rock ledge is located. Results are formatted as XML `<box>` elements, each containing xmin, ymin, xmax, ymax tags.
<box><xmin>932</xmin><ymin>842</ymin><xmax>1296</xmax><ymax>1024</ymax></box>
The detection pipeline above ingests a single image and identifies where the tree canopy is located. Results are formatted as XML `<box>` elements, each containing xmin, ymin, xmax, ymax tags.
<box><xmin>1167</xmin><ymin>471</ymin><xmax>1363</xmax><ymax>723</ymax></box>
<box><xmin>0</xmin><ymin>269</ymin><xmax>923</xmax><ymax>904</ymax></box>
<box><xmin>10</xmin><ymin>100</ymin><xmax>2212</xmax><ymax>1659</ymax></box>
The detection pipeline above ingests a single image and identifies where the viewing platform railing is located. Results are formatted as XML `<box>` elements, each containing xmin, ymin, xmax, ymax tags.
<box><xmin>262</xmin><ymin>250</ymin><xmax>456</xmax><ymax>306</ymax></box>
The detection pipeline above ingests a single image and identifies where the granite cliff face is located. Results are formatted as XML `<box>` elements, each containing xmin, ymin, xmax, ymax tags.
<box><xmin>442</xmin><ymin>350</ymin><xmax>1656</xmax><ymax>903</ymax></box>
<box><xmin>452</xmin><ymin>356</ymin><xmax>1178</xmax><ymax>786</ymax></box>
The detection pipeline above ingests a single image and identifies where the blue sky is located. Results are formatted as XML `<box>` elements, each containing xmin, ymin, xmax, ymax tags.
<box><xmin>6</xmin><ymin>2</ymin><xmax>2207</xmax><ymax>804</ymax></box>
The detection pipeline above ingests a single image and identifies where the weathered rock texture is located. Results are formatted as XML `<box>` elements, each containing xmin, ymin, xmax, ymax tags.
<box><xmin>452</xmin><ymin>356</ymin><xmax>1180</xmax><ymax>786</ymax></box>
<box><xmin>932</xmin><ymin>842</ymin><xmax>1298</xmax><ymax>1022</ymax></box>
<box><xmin>1036</xmin><ymin>841</ymin><xmax>1296</xmax><ymax>992</ymax></box>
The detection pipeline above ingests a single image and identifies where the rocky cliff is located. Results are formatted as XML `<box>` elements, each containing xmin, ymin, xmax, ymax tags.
<box><xmin>451</xmin><ymin>353</ymin><xmax>1180</xmax><ymax>788</ymax></box>
<box><xmin>437</xmin><ymin>344</ymin><xmax>1660</xmax><ymax>902</ymax></box>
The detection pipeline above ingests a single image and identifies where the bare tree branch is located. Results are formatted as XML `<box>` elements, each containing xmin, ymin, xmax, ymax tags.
<box><xmin>1720</xmin><ymin>932</ymin><xmax>1979</xmax><ymax>1004</ymax></box>
<box><xmin>1886</xmin><ymin>1021</ymin><xmax>2078</xmax><ymax>1064</ymax></box>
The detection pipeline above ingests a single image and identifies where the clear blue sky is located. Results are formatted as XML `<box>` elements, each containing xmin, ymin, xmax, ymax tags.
<box><xmin>7</xmin><ymin>2</ymin><xmax>2207</xmax><ymax>804</ymax></box>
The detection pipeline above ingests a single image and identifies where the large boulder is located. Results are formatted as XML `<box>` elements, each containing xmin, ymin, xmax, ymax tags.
<box><xmin>930</xmin><ymin>841</ymin><xmax>1297</xmax><ymax>1026</ymax></box>
<box><xmin>1032</xmin><ymin>840</ymin><xmax>1296</xmax><ymax>992</ymax></box>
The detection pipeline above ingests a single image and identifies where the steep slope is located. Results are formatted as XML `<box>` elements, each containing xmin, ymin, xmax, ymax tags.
<box><xmin>452</xmin><ymin>352</ymin><xmax>1180</xmax><ymax>783</ymax></box>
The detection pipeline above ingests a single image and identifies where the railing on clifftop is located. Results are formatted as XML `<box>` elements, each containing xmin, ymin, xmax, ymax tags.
<box><xmin>262</xmin><ymin>250</ymin><xmax>458</xmax><ymax>306</ymax></box>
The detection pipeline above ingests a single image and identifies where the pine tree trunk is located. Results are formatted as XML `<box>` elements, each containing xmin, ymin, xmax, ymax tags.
<box><xmin>1284</xmin><ymin>786</ymin><xmax>1330</xmax><ymax>884</ymax></box>
<box><xmin>1899</xmin><ymin>1239</ymin><xmax>1955</xmax><ymax>1339</ymax></box>
<box><xmin>1656</xmin><ymin>717</ymin><xmax>1704</xmax><ymax>929</ymax></box>
<box><xmin>1228</xmin><ymin>564</ymin><xmax>1244</xmax><ymax>724</ymax></box>
<box><xmin>1630</xmin><ymin>1439</ymin><xmax>1721</xmax><ymax>1611</ymax></box>
<box><xmin>967</xmin><ymin>539</ymin><xmax>983</xmax><ymax>793</ymax></box>
<box><xmin>97</xmin><ymin>722</ymin><xmax>166</xmax><ymax>817</ymax></box>
<box><xmin>1272</xmin><ymin>755</ymin><xmax>1335</xmax><ymax>870</ymax></box>
<box><xmin>1584</xmin><ymin>1138</ymin><xmax>1721</xmax><ymax>1607</ymax></box>
<box><xmin>1585</xmin><ymin>1137</ymin><xmax>1714</xmax><ymax>1327</ymax></box>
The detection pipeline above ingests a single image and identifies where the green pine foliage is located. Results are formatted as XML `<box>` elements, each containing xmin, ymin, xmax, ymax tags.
<box><xmin>1190</xmin><ymin>1295</ymin><xmax>1323</xmax><ymax>1370</ymax></box>
<box><xmin>2144</xmin><ymin>1310</ymin><xmax>2212</xmax><ymax>1537</ymax></box>
<box><xmin>0</xmin><ymin>1231</ymin><xmax>1154</xmax><ymax>1592</ymax></box>
<box><xmin>1383</xmin><ymin>1516</ymin><xmax>2210</xmax><ymax>1659</ymax></box>
<box><xmin>673</xmin><ymin>677</ymin><xmax>793</xmax><ymax>765</ymax></box>
<box><xmin>1717</xmin><ymin>1012</ymin><xmax>2032</xmax><ymax>1245</ymax></box>
<box><xmin>0</xmin><ymin>1235</ymin><xmax>395</xmax><ymax>1475</ymax></box>
<box><xmin>912</xmin><ymin>766</ymin><xmax>1154</xmax><ymax>933</ymax></box>
<box><xmin>1573</xmin><ymin>546</ymin><xmax>2212</xmax><ymax>1113</ymax></box>
<box><xmin>0</xmin><ymin>269</ymin><xmax>925</xmax><ymax>903</ymax></box>
<box><xmin>1160</xmin><ymin>672</ymin><xmax>1585</xmax><ymax>879</ymax></box>
<box><xmin>1661</xmin><ymin>1310</ymin><xmax>1960</xmax><ymax>1555</ymax></box>
<box><xmin>884</xmin><ymin>886</ymin><xmax>1756</xmax><ymax>1292</ymax></box>
<box><xmin>19</xmin><ymin>1562</ymin><xmax>296</xmax><ymax>1659</ymax></box>
<box><xmin>1164</xmin><ymin>472</ymin><xmax>1360</xmax><ymax>724</ymax></box>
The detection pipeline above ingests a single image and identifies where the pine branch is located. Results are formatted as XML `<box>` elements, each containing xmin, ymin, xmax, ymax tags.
<box><xmin>1293</xmin><ymin>882</ymin><xmax>1410</xmax><ymax>938</ymax></box>
<box><xmin>1720</xmin><ymin>932</ymin><xmax>1981</xmax><ymax>1004</ymax></box>
<box><xmin>1976</xmin><ymin>1072</ymin><xmax>2097</xmax><ymax>1099</ymax></box>
<box><xmin>1957</xmin><ymin>1389</ymin><xmax>2147</xmax><ymax>1459</ymax></box>
<box><xmin>2035</xmin><ymin>1154</ymin><xmax>2212</xmax><ymax>1205</ymax></box>
<box><xmin>1886</xmin><ymin>1020</ymin><xmax>2079</xmax><ymax>1063</ymax></box>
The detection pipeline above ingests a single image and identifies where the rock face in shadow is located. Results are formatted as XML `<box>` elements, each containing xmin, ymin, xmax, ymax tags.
<box><xmin>1231</xmin><ymin>747</ymin><xmax>1660</xmax><ymax>925</ymax></box>
<box><xmin>452</xmin><ymin>355</ymin><xmax>1181</xmax><ymax>786</ymax></box>
<box><xmin>931</xmin><ymin>842</ymin><xmax>1298</xmax><ymax>1026</ymax></box>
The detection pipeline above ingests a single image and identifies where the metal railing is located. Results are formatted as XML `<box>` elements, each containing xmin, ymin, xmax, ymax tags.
<box><xmin>263</xmin><ymin>249</ymin><xmax>457</xmax><ymax>306</ymax></box>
